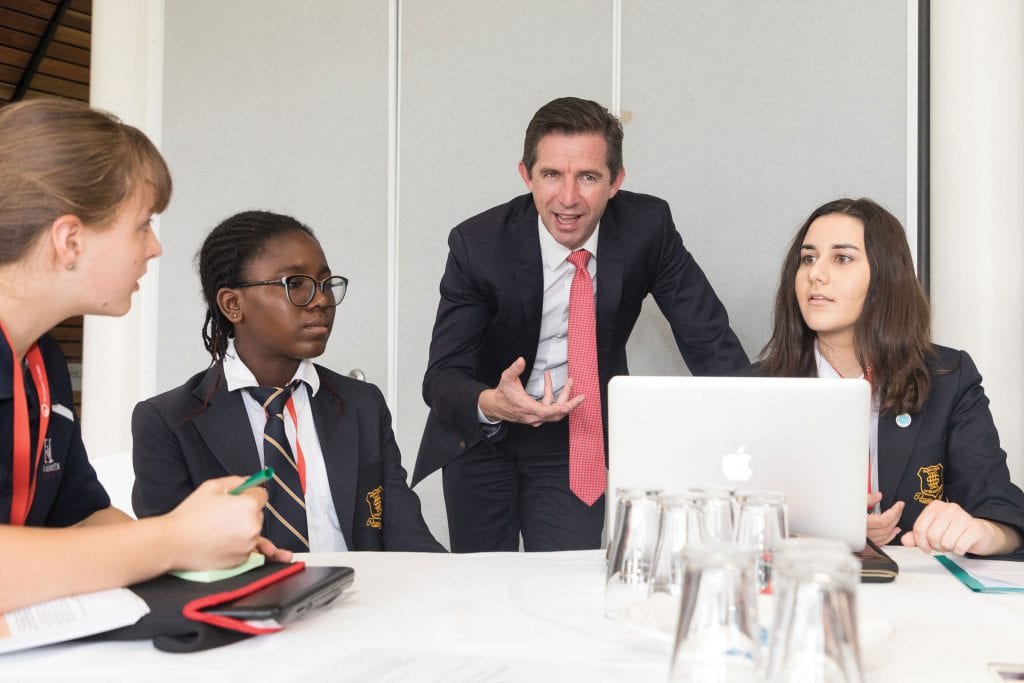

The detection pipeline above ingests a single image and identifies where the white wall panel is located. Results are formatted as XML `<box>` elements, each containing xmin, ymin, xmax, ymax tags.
<box><xmin>621</xmin><ymin>0</ymin><xmax>908</xmax><ymax>372</ymax></box>
<box><xmin>158</xmin><ymin>0</ymin><xmax>390</xmax><ymax>391</ymax></box>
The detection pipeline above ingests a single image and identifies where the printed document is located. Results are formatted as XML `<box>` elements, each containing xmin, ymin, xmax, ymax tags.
<box><xmin>0</xmin><ymin>588</ymin><xmax>149</xmax><ymax>654</ymax></box>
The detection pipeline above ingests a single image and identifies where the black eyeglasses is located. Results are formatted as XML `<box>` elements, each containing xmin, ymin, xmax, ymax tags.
<box><xmin>232</xmin><ymin>275</ymin><xmax>349</xmax><ymax>307</ymax></box>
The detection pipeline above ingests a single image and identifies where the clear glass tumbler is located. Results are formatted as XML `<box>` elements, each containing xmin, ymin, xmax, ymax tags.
<box><xmin>733</xmin><ymin>490</ymin><xmax>788</xmax><ymax>595</ymax></box>
<box><xmin>764</xmin><ymin>543</ymin><xmax>863</xmax><ymax>683</ymax></box>
<box><xmin>688</xmin><ymin>486</ymin><xmax>738</xmax><ymax>543</ymax></box>
<box><xmin>642</xmin><ymin>494</ymin><xmax>707</xmax><ymax>637</ymax></box>
<box><xmin>669</xmin><ymin>544</ymin><xmax>760</xmax><ymax>682</ymax></box>
<box><xmin>733</xmin><ymin>490</ymin><xmax>788</xmax><ymax>650</ymax></box>
<box><xmin>608</xmin><ymin>486</ymin><xmax>663</xmax><ymax>565</ymax></box>
<box><xmin>650</xmin><ymin>494</ymin><xmax>705</xmax><ymax>597</ymax></box>
<box><xmin>605</xmin><ymin>488</ymin><xmax>662</xmax><ymax>618</ymax></box>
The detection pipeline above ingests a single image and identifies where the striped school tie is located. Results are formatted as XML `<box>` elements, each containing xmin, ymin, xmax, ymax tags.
<box><xmin>249</xmin><ymin>382</ymin><xmax>309</xmax><ymax>551</ymax></box>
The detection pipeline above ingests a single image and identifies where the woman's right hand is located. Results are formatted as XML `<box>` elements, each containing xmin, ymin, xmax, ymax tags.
<box><xmin>866</xmin><ymin>492</ymin><xmax>904</xmax><ymax>546</ymax></box>
<box><xmin>164</xmin><ymin>476</ymin><xmax>267</xmax><ymax>570</ymax></box>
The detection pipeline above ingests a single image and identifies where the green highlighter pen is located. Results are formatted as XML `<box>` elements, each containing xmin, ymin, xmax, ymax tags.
<box><xmin>229</xmin><ymin>467</ymin><xmax>275</xmax><ymax>495</ymax></box>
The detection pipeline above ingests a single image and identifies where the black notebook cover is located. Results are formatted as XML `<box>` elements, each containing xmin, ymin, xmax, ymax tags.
<box><xmin>855</xmin><ymin>538</ymin><xmax>899</xmax><ymax>583</ymax></box>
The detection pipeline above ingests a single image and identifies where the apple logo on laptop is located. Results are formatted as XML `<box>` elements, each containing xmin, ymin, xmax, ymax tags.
<box><xmin>721</xmin><ymin>445</ymin><xmax>753</xmax><ymax>482</ymax></box>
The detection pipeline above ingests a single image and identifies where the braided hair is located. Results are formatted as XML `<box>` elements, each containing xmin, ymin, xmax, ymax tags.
<box><xmin>197</xmin><ymin>210</ymin><xmax>315</xmax><ymax>361</ymax></box>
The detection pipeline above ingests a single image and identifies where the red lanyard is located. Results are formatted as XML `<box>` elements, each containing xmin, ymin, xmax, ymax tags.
<box><xmin>283</xmin><ymin>396</ymin><xmax>307</xmax><ymax>494</ymax></box>
<box><xmin>2</xmin><ymin>323</ymin><xmax>51</xmax><ymax>526</ymax></box>
<box><xmin>864</xmin><ymin>366</ymin><xmax>874</xmax><ymax>496</ymax></box>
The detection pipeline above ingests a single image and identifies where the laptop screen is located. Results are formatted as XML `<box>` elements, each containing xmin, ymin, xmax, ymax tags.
<box><xmin>607</xmin><ymin>375</ymin><xmax>870</xmax><ymax>550</ymax></box>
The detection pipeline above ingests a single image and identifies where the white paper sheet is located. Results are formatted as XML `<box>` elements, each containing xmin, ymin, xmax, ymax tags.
<box><xmin>946</xmin><ymin>556</ymin><xmax>1024</xmax><ymax>589</ymax></box>
<box><xmin>0</xmin><ymin>588</ymin><xmax>149</xmax><ymax>654</ymax></box>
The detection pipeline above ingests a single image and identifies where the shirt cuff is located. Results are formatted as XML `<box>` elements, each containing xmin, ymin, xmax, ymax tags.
<box><xmin>477</xmin><ymin>404</ymin><xmax>503</xmax><ymax>436</ymax></box>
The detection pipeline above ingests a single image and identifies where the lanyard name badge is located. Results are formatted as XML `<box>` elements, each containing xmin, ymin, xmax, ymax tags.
<box><xmin>1</xmin><ymin>323</ymin><xmax>51</xmax><ymax>526</ymax></box>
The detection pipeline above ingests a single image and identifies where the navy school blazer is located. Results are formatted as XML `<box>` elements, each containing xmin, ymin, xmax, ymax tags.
<box><xmin>875</xmin><ymin>346</ymin><xmax>1024</xmax><ymax>544</ymax></box>
<box><xmin>131</xmin><ymin>362</ymin><xmax>445</xmax><ymax>552</ymax></box>
<box><xmin>744</xmin><ymin>345</ymin><xmax>1024</xmax><ymax>549</ymax></box>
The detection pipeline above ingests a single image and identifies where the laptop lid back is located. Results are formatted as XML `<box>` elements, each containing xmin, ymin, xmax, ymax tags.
<box><xmin>607</xmin><ymin>376</ymin><xmax>870</xmax><ymax>550</ymax></box>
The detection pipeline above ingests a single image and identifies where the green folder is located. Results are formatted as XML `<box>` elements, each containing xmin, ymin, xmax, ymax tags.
<box><xmin>935</xmin><ymin>554</ymin><xmax>1024</xmax><ymax>593</ymax></box>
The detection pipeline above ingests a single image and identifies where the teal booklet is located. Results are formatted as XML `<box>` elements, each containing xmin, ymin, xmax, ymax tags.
<box><xmin>936</xmin><ymin>554</ymin><xmax>1024</xmax><ymax>593</ymax></box>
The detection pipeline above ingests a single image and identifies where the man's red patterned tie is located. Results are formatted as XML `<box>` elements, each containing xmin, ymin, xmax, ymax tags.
<box><xmin>566</xmin><ymin>249</ymin><xmax>606</xmax><ymax>506</ymax></box>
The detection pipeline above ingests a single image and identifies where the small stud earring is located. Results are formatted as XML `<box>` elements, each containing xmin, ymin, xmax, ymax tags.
<box><xmin>66</xmin><ymin>263</ymin><xmax>76</xmax><ymax>271</ymax></box>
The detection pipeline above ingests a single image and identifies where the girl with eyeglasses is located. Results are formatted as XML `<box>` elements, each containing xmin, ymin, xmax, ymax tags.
<box><xmin>0</xmin><ymin>100</ymin><xmax>282</xmax><ymax>613</ymax></box>
<box><xmin>131</xmin><ymin>211</ymin><xmax>444</xmax><ymax>553</ymax></box>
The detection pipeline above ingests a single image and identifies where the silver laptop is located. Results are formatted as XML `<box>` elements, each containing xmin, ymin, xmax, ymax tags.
<box><xmin>607</xmin><ymin>376</ymin><xmax>870</xmax><ymax>550</ymax></box>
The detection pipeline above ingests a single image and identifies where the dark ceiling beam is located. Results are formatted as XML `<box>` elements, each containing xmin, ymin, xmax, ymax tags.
<box><xmin>12</xmin><ymin>0</ymin><xmax>74</xmax><ymax>102</ymax></box>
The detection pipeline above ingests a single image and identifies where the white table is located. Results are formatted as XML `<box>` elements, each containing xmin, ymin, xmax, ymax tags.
<box><xmin>2</xmin><ymin>548</ymin><xmax>1022</xmax><ymax>682</ymax></box>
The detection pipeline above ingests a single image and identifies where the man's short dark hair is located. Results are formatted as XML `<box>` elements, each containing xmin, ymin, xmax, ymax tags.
<box><xmin>522</xmin><ymin>97</ymin><xmax>624</xmax><ymax>178</ymax></box>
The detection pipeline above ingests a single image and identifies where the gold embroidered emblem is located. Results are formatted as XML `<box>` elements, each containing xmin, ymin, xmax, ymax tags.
<box><xmin>365</xmin><ymin>486</ymin><xmax>383</xmax><ymax>529</ymax></box>
<box><xmin>913</xmin><ymin>464</ymin><xmax>943</xmax><ymax>504</ymax></box>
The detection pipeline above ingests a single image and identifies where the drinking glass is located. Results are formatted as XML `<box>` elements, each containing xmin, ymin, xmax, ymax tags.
<box><xmin>637</xmin><ymin>494</ymin><xmax>706</xmax><ymax>637</ymax></box>
<box><xmin>669</xmin><ymin>544</ymin><xmax>760</xmax><ymax>682</ymax></box>
<box><xmin>764</xmin><ymin>543</ymin><xmax>863</xmax><ymax>682</ymax></box>
<box><xmin>688</xmin><ymin>486</ymin><xmax>737</xmax><ymax>542</ymax></box>
<box><xmin>607</xmin><ymin>486</ymin><xmax>663</xmax><ymax>565</ymax></box>
<box><xmin>649</xmin><ymin>494</ymin><xmax>705</xmax><ymax>597</ymax></box>
<box><xmin>733</xmin><ymin>490</ymin><xmax>788</xmax><ymax>595</ymax></box>
<box><xmin>732</xmin><ymin>490</ymin><xmax>788</xmax><ymax>652</ymax></box>
<box><xmin>605</xmin><ymin>488</ymin><xmax>662</xmax><ymax>618</ymax></box>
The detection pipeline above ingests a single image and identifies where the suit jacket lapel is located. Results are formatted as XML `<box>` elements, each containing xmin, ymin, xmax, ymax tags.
<box><xmin>595</xmin><ymin>208</ymin><xmax>624</xmax><ymax>381</ymax></box>
<box><xmin>512</xmin><ymin>203</ymin><xmax>544</xmax><ymax>370</ymax></box>
<box><xmin>190</xmin><ymin>364</ymin><xmax>262</xmax><ymax>475</ymax></box>
<box><xmin>877</xmin><ymin>410</ymin><xmax>923</xmax><ymax>508</ymax></box>
<box><xmin>311</xmin><ymin>374</ymin><xmax>359</xmax><ymax>549</ymax></box>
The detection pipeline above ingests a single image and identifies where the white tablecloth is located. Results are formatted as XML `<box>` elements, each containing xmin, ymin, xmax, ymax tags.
<box><xmin>2</xmin><ymin>547</ymin><xmax>1022</xmax><ymax>682</ymax></box>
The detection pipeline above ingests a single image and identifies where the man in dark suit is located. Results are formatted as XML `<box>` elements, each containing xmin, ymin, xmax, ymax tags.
<box><xmin>132</xmin><ymin>361</ymin><xmax>445</xmax><ymax>553</ymax></box>
<box><xmin>412</xmin><ymin>97</ymin><xmax>749</xmax><ymax>552</ymax></box>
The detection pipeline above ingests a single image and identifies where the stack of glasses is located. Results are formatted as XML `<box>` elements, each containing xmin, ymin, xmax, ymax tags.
<box><xmin>604</xmin><ymin>486</ymin><xmax>863</xmax><ymax>682</ymax></box>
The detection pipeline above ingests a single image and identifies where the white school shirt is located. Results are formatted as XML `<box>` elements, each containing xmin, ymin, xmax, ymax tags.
<box><xmin>223</xmin><ymin>338</ymin><xmax>348</xmax><ymax>551</ymax></box>
<box><xmin>814</xmin><ymin>342</ymin><xmax>881</xmax><ymax>514</ymax></box>
<box><xmin>477</xmin><ymin>218</ymin><xmax>599</xmax><ymax>426</ymax></box>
